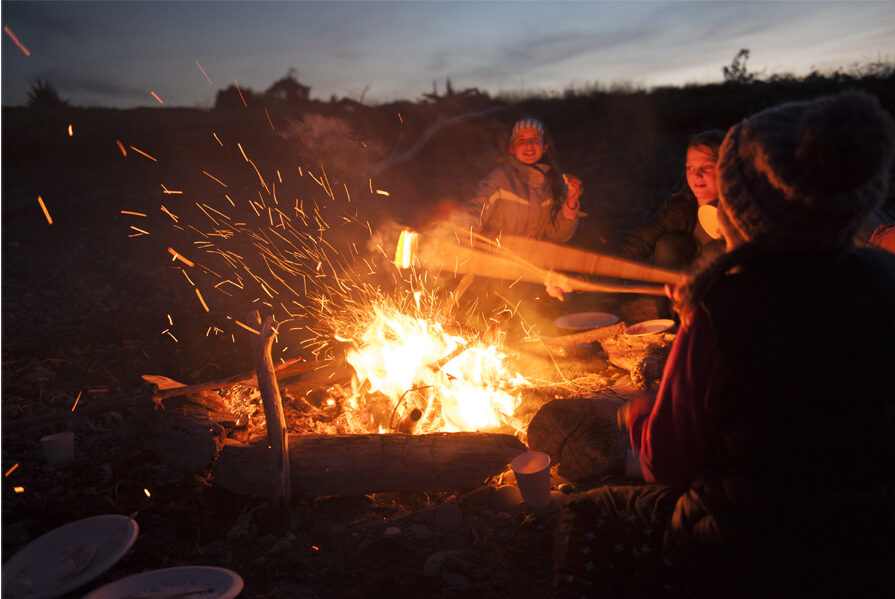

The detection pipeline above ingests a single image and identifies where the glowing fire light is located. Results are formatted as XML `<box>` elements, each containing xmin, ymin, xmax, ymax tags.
<box><xmin>5</xmin><ymin>463</ymin><xmax>19</xmax><ymax>477</ymax></box>
<box><xmin>67</xmin><ymin>124</ymin><xmax>73</xmax><ymax>136</ymax></box>
<box><xmin>14</xmin><ymin>487</ymin><xmax>24</xmax><ymax>494</ymax></box>
<box><xmin>150</xmin><ymin>91</ymin><xmax>164</xmax><ymax>104</ymax></box>
<box><xmin>340</xmin><ymin>301</ymin><xmax>527</xmax><ymax>434</ymax></box>
<box><xmin>144</xmin><ymin>488</ymin><xmax>151</xmax><ymax>498</ymax></box>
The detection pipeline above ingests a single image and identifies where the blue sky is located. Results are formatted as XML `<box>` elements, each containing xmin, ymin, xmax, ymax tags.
<box><xmin>2</xmin><ymin>1</ymin><xmax>893</xmax><ymax>108</ymax></box>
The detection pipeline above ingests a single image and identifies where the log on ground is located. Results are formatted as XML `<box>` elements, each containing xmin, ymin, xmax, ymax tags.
<box><xmin>526</xmin><ymin>395</ymin><xmax>629</xmax><ymax>481</ymax></box>
<box><xmin>213</xmin><ymin>432</ymin><xmax>525</xmax><ymax>497</ymax></box>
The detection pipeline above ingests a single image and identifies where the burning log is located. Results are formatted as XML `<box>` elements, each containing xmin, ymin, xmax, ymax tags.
<box><xmin>526</xmin><ymin>394</ymin><xmax>629</xmax><ymax>481</ymax></box>
<box><xmin>213</xmin><ymin>432</ymin><xmax>525</xmax><ymax>497</ymax></box>
<box><xmin>248</xmin><ymin>310</ymin><xmax>290</xmax><ymax>531</ymax></box>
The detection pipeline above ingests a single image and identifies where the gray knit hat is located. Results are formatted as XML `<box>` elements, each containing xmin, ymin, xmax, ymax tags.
<box><xmin>717</xmin><ymin>91</ymin><xmax>895</xmax><ymax>251</ymax></box>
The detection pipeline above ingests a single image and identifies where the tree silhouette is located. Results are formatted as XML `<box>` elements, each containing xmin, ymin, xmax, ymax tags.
<box><xmin>214</xmin><ymin>83</ymin><xmax>257</xmax><ymax>110</ymax></box>
<box><xmin>723</xmin><ymin>49</ymin><xmax>755</xmax><ymax>84</ymax></box>
<box><xmin>27</xmin><ymin>79</ymin><xmax>69</xmax><ymax>109</ymax></box>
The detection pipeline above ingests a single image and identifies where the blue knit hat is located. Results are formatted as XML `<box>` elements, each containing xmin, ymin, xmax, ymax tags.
<box><xmin>511</xmin><ymin>118</ymin><xmax>545</xmax><ymax>141</ymax></box>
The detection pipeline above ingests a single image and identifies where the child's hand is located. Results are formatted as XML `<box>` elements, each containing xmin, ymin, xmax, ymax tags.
<box><xmin>544</xmin><ymin>270</ymin><xmax>575</xmax><ymax>301</ymax></box>
<box><xmin>562</xmin><ymin>174</ymin><xmax>582</xmax><ymax>218</ymax></box>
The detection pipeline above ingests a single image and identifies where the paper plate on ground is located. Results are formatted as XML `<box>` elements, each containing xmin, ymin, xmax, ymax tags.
<box><xmin>84</xmin><ymin>566</ymin><xmax>244</xmax><ymax>599</ymax></box>
<box><xmin>624</xmin><ymin>319</ymin><xmax>676</xmax><ymax>336</ymax></box>
<box><xmin>2</xmin><ymin>514</ymin><xmax>139</xmax><ymax>599</ymax></box>
<box><xmin>554</xmin><ymin>312</ymin><xmax>620</xmax><ymax>331</ymax></box>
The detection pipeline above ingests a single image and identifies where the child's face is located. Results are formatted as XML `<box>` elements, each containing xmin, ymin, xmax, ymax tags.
<box><xmin>510</xmin><ymin>128</ymin><xmax>546</xmax><ymax>165</ymax></box>
<box><xmin>686</xmin><ymin>145</ymin><xmax>719</xmax><ymax>205</ymax></box>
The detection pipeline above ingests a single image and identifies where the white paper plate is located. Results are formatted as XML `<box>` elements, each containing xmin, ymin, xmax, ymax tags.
<box><xmin>2</xmin><ymin>514</ymin><xmax>139</xmax><ymax>599</ymax></box>
<box><xmin>624</xmin><ymin>319</ymin><xmax>676</xmax><ymax>336</ymax></box>
<box><xmin>554</xmin><ymin>312</ymin><xmax>620</xmax><ymax>331</ymax></box>
<box><xmin>84</xmin><ymin>566</ymin><xmax>244</xmax><ymax>599</ymax></box>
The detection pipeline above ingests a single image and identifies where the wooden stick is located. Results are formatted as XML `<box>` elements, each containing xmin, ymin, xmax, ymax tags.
<box><xmin>145</xmin><ymin>358</ymin><xmax>319</xmax><ymax>401</ymax></box>
<box><xmin>419</xmin><ymin>243</ymin><xmax>666</xmax><ymax>296</ymax></box>
<box><xmin>479</xmin><ymin>233</ymin><xmax>682</xmax><ymax>285</ymax></box>
<box><xmin>248</xmin><ymin>310</ymin><xmax>291</xmax><ymax>532</ymax></box>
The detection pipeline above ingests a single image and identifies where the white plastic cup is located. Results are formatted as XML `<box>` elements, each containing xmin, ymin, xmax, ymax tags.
<box><xmin>41</xmin><ymin>431</ymin><xmax>74</xmax><ymax>464</ymax></box>
<box><xmin>511</xmin><ymin>451</ymin><xmax>552</xmax><ymax>509</ymax></box>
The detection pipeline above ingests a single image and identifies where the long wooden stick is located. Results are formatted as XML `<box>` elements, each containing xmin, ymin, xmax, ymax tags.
<box><xmin>145</xmin><ymin>358</ymin><xmax>321</xmax><ymax>401</ymax></box>
<box><xmin>248</xmin><ymin>310</ymin><xmax>291</xmax><ymax>532</ymax></box>
<box><xmin>419</xmin><ymin>243</ymin><xmax>666</xmax><ymax>296</ymax></box>
<box><xmin>465</xmin><ymin>232</ymin><xmax>682</xmax><ymax>285</ymax></box>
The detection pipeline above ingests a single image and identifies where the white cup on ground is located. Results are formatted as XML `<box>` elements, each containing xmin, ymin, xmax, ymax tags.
<box><xmin>511</xmin><ymin>451</ymin><xmax>552</xmax><ymax>509</ymax></box>
<box><xmin>41</xmin><ymin>431</ymin><xmax>74</xmax><ymax>464</ymax></box>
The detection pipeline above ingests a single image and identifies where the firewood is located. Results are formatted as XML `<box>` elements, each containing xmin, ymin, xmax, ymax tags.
<box><xmin>600</xmin><ymin>329</ymin><xmax>675</xmax><ymax>372</ymax></box>
<box><xmin>212</xmin><ymin>432</ymin><xmax>525</xmax><ymax>497</ymax></box>
<box><xmin>248</xmin><ymin>310</ymin><xmax>291</xmax><ymax>532</ymax></box>
<box><xmin>525</xmin><ymin>395</ymin><xmax>629</xmax><ymax>481</ymax></box>
<box><xmin>143</xmin><ymin>358</ymin><xmax>318</xmax><ymax>401</ymax></box>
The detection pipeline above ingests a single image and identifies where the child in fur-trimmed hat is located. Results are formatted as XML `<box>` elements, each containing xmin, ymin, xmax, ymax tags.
<box><xmin>555</xmin><ymin>91</ymin><xmax>895</xmax><ymax>598</ymax></box>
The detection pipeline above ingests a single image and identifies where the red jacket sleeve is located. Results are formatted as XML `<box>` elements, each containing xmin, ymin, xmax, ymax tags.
<box><xmin>629</xmin><ymin>305</ymin><xmax>723</xmax><ymax>487</ymax></box>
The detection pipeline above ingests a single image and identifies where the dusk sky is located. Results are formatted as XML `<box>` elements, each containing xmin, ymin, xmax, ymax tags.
<box><xmin>2</xmin><ymin>1</ymin><xmax>893</xmax><ymax>109</ymax></box>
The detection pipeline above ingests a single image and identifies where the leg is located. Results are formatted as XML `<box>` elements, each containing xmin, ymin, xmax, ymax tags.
<box><xmin>553</xmin><ymin>484</ymin><xmax>680</xmax><ymax>598</ymax></box>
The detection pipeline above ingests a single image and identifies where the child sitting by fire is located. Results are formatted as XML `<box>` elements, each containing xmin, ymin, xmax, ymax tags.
<box><xmin>553</xmin><ymin>91</ymin><xmax>895</xmax><ymax>597</ymax></box>
<box><xmin>453</xmin><ymin>117</ymin><xmax>583</xmax><ymax>302</ymax></box>
<box><xmin>618</xmin><ymin>129</ymin><xmax>727</xmax><ymax>271</ymax></box>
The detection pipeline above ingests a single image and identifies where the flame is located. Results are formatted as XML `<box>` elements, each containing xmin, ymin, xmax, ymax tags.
<box><xmin>343</xmin><ymin>301</ymin><xmax>527</xmax><ymax>434</ymax></box>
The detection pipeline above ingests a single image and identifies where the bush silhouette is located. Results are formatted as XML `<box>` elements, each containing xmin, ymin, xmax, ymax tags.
<box><xmin>27</xmin><ymin>79</ymin><xmax>69</xmax><ymax>109</ymax></box>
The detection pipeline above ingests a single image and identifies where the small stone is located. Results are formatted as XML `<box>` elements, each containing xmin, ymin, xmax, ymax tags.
<box><xmin>434</xmin><ymin>503</ymin><xmax>463</xmax><ymax>532</ymax></box>
<box><xmin>423</xmin><ymin>549</ymin><xmax>465</xmax><ymax>577</ymax></box>
<box><xmin>383</xmin><ymin>526</ymin><xmax>402</xmax><ymax>537</ymax></box>
<box><xmin>409</xmin><ymin>523</ymin><xmax>432</xmax><ymax>540</ymax></box>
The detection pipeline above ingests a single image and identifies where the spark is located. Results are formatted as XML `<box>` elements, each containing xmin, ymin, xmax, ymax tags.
<box><xmin>234</xmin><ymin>80</ymin><xmax>247</xmax><ymax>108</ymax></box>
<box><xmin>398</xmin><ymin>112</ymin><xmax>404</xmax><ymax>124</ymax></box>
<box><xmin>144</xmin><ymin>488</ymin><xmax>151</xmax><ymax>498</ymax></box>
<box><xmin>167</xmin><ymin>314</ymin><xmax>174</xmax><ymax>325</ymax></box>
<box><xmin>160</xmin><ymin>205</ymin><xmax>179</xmax><ymax>222</ymax></box>
<box><xmin>213</xmin><ymin>132</ymin><xmax>223</xmax><ymax>147</ymax></box>
<box><xmin>162</xmin><ymin>330</ymin><xmax>178</xmax><ymax>342</ymax></box>
<box><xmin>376</xmin><ymin>189</ymin><xmax>390</xmax><ymax>197</ymax></box>
<box><xmin>181</xmin><ymin>268</ymin><xmax>195</xmax><ymax>286</ymax></box>
<box><xmin>68</xmin><ymin>124</ymin><xmax>73</xmax><ymax>136</ymax></box>
<box><xmin>116</xmin><ymin>140</ymin><xmax>128</xmax><ymax>156</ymax></box>
<box><xmin>71</xmin><ymin>391</ymin><xmax>82</xmax><ymax>412</ymax></box>
<box><xmin>234</xmin><ymin>320</ymin><xmax>261</xmax><ymax>335</ymax></box>
<box><xmin>14</xmin><ymin>487</ymin><xmax>24</xmax><ymax>494</ymax></box>
<box><xmin>121</xmin><ymin>210</ymin><xmax>147</xmax><ymax>217</ymax></box>
<box><xmin>5</xmin><ymin>463</ymin><xmax>19</xmax><ymax>477</ymax></box>
<box><xmin>195</xmin><ymin>288</ymin><xmax>210</xmax><ymax>312</ymax></box>
<box><xmin>161</xmin><ymin>185</ymin><xmax>183</xmax><ymax>195</ymax></box>
<box><xmin>224</xmin><ymin>195</ymin><xmax>235</xmax><ymax>207</ymax></box>
<box><xmin>203</xmin><ymin>170</ymin><xmax>228</xmax><ymax>188</ymax></box>
<box><xmin>195</xmin><ymin>59</ymin><xmax>213</xmax><ymax>85</ymax></box>
<box><xmin>150</xmin><ymin>91</ymin><xmax>165</xmax><ymax>104</ymax></box>
<box><xmin>37</xmin><ymin>196</ymin><xmax>53</xmax><ymax>225</ymax></box>
<box><xmin>3</xmin><ymin>26</ymin><xmax>30</xmax><ymax>56</ymax></box>
<box><xmin>129</xmin><ymin>146</ymin><xmax>158</xmax><ymax>162</ymax></box>
<box><xmin>168</xmin><ymin>247</ymin><xmax>195</xmax><ymax>267</ymax></box>
<box><xmin>129</xmin><ymin>226</ymin><xmax>150</xmax><ymax>236</ymax></box>
<box><xmin>265</xmin><ymin>106</ymin><xmax>275</xmax><ymax>131</ymax></box>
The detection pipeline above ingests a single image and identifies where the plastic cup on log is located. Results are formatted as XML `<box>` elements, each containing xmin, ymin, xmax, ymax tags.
<box><xmin>40</xmin><ymin>431</ymin><xmax>74</xmax><ymax>464</ymax></box>
<box><xmin>511</xmin><ymin>451</ymin><xmax>552</xmax><ymax>509</ymax></box>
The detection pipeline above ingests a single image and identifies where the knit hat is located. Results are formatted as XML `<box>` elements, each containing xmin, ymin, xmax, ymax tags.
<box><xmin>511</xmin><ymin>117</ymin><xmax>545</xmax><ymax>141</ymax></box>
<box><xmin>717</xmin><ymin>91</ymin><xmax>895</xmax><ymax>251</ymax></box>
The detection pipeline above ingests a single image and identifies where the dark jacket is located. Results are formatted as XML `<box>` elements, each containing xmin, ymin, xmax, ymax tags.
<box><xmin>620</xmin><ymin>191</ymin><xmax>699</xmax><ymax>260</ymax></box>
<box><xmin>673</xmin><ymin>247</ymin><xmax>895</xmax><ymax>572</ymax></box>
<box><xmin>457</xmin><ymin>158</ymin><xmax>577</xmax><ymax>242</ymax></box>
